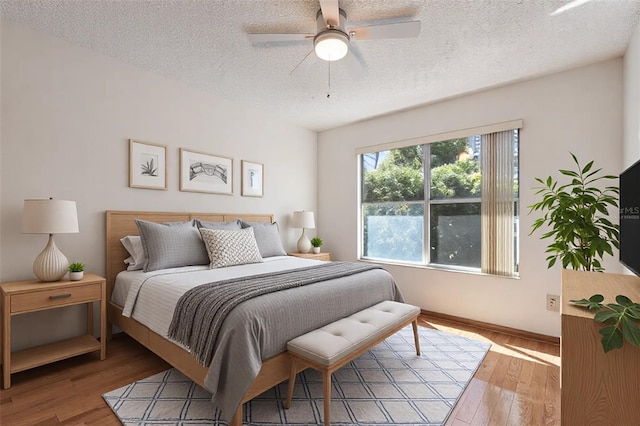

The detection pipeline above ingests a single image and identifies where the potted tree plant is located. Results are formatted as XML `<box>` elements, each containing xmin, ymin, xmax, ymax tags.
<box><xmin>528</xmin><ymin>153</ymin><xmax>619</xmax><ymax>271</ymax></box>
<box><xmin>68</xmin><ymin>262</ymin><xmax>84</xmax><ymax>281</ymax></box>
<box><xmin>310</xmin><ymin>237</ymin><xmax>323</xmax><ymax>254</ymax></box>
<box><xmin>529</xmin><ymin>153</ymin><xmax>640</xmax><ymax>352</ymax></box>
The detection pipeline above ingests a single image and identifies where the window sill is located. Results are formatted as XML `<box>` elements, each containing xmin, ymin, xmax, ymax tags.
<box><xmin>359</xmin><ymin>257</ymin><xmax>520</xmax><ymax>280</ymax></box>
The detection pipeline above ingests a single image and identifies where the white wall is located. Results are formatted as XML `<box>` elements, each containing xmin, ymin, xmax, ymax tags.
<box><xmin>624</xmin><ymin>19</ymin><xmax>640</xmax><ymax>167</ymax></box>
<box><xmin>0</xmin><ymin>20</ymin><xmax>317</xmax><ymax>350</ymax></box>
<box><xmin>318</xmin><ymin>59</ymin><xmax>624</xmax><ymax>338</ymax></box>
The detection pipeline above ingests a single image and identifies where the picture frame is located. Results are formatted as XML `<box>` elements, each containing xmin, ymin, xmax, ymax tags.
<box><xmin>129</xmin><ymin>139</ymin><xmax>167</xmax><ymax>190</ymax></box>
<box><xmin>241</xmin><ymin>160</ymin><xmax>264</xmax><ymax>197</ymax></box>
<box><xmin>180</xmin><ymin>148</ymin><xmax>233</xmax><ymax>195</ymax></box>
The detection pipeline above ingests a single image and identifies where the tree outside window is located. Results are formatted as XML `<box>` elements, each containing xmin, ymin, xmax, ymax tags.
<box><xmin>361</xmin><ymin>132</ymin><xmax>518</xmax><ymax>273</ymax></box>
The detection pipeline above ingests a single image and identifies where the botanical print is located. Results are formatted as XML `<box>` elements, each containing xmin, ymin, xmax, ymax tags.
<box><xmin>241</xmin><ymin>160</ymin><xmax>263</xmax><ymax>197</ymax></box>
<box><xmin>248</xmin><ymin>168</ymin><xmax>258</xmax><ymax>188</ymax></box>
<box><xmin>129</xmin><ymin>139</ymin><xmax>167</xmax><ymax>190</ymax></box>
<box><xmin>141</xmin><ymin>154</ymin><xmax>159</xmax><ymax>177</ymax></box>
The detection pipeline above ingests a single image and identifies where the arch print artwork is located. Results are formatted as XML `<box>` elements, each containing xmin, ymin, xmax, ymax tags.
<box><xmin>180</xmin><ymin>148</ymin><xmax>233</xmax><ymax>195</ymax></box>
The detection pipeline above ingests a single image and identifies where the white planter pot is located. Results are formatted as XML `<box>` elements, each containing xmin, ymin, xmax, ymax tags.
<box><xmin>312</xmin><ymin>247</ymin><xmax>321</xmax><ymax>254</ymax></box>
<box><xmin>69</xmin><ymin>271</ymin><xmax>84</xmax><ymax>281</ymax></box>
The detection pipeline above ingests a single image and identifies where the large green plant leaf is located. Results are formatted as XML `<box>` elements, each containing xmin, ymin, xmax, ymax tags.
<box><xmin>572</xmin><ymin>295</ymin><xmax>640</xmax><ymax>352</ymax></box>
<box><xmin>599</xmin><ymin>325</ymin><xmax>624</xmax><ymax>353</ymax></box>
<box><xmin>620</xmin><ymin>317</ymin><xmax>640</xmax><ymax>348</ymax></box>
<box><xmin>570</xmin><ymin>294</ymin><xmax>604</xmax><ymax>310</ymax></box>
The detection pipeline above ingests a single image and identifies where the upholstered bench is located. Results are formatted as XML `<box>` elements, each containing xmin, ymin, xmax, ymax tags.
<box><xmin>284</xmin><ymin>300</ymin><xmax>421</xmax><ymax>426</ymax></box>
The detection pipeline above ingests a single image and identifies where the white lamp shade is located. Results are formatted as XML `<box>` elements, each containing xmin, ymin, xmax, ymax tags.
<box><xmin>314</xmin><ymin>31</ymin><xmax>349</xmax><ymax>61</ymax></box>
<box><xmin>292</xmin><ymin>211</ymin><xmax>315</xmax><ymax>229</ymax></box>
<box><xmin>22</xmin><ymin>199</ymin><xmax>79</xmax><ymax>234</ymax></box>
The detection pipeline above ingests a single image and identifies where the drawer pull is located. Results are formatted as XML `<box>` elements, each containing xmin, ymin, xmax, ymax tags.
<box><xmin>49</xmin><ymin>294</ymin><xmax>72</xmax><ymax>300</ymax></box>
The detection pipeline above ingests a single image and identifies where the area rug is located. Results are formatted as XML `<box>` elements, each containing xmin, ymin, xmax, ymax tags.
<box><xmin>103</xmin><ymin>326</ymin><xmax>490</xmax><ymax>425</ymax></box>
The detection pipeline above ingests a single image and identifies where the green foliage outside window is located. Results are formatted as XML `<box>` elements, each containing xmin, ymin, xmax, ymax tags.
<box><xmin>363</xmin><ymin>167</ymin><xmax>424</xmax><ymax>202</ymax></box>
<box><xmin>430</xmin><ymin>138</ymin><xmax>469</xmax><ymax>167</ymax></box>
<box><xmin>362</xmin><ymin>139</ymin><xmax>483</xmax><ymax>265</ymax></box>
<box><xmin>430</xmin><ymin>160</ymin><xmax>481</xmax><ymax>199</ymax></box>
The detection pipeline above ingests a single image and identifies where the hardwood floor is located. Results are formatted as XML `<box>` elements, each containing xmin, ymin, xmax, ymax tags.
<box><xmin>421</xmin><ymin>316</ymin><xmax>561</xmax><ymax>426</ymax></box>
<box><xmin>0</xmin><ymin>314</ymin><xmax>560</xmax><ymax>425</ymax></box>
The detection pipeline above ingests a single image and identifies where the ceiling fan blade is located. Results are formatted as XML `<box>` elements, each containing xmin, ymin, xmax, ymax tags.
<box><xmin>342</xmin><ymin>49</ymin><xmax>366</xmax><ymax>79</ymax></box>
<box><xmin>350</xmin><ymin>21</ymin><xmax>421</xmax><ymax>41</ymax></box>
<box><xmin>319</xmin><ymin>0</ymin><xmax>340</xmax><ymax>28</ymax></box>
<box><xmin>290</xmin><ymin>50</ymin><xmax>319</xmax><ymax>75</ymax></box>
<box><xmin>247</xmin><ymin>33</ymin><xmax>314</xmax><ymax>43</ymax></box>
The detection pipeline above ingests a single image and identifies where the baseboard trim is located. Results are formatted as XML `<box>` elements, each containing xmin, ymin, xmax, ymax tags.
<box><xmin>420</xmin><ymin>309</ymin><xmax>560</xmax><ymax>345</ymax></box>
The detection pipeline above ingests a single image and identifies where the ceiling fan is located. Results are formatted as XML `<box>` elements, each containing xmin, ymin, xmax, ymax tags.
<box><xmin>246</xmin><ymin>0</ymin><xmax>421</xmax><ymax>77</ymax></box>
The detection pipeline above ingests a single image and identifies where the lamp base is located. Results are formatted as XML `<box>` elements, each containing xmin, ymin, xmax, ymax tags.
<box><xmin>33</xmin><ymin>234</ymin><xmax>69</xmax><ymax>282</ymax></box>
<box><xmin>297</xmin><ymin>229</ymin><xmax>312</xmax><ymax>254</ymax></box>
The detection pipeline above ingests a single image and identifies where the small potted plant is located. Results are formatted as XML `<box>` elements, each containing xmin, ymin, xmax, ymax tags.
<box><xmin>68</xmin><ymin>262</ymin><xmax>85</xmax><ymax>281</ymax></box>
<box><xmin>310</xmin><ymin>237</ymin><xmax>323</xmax><ymax>254</ymax></box>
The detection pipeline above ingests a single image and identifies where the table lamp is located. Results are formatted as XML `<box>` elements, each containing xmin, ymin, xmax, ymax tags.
<box><xmin>22</xmin><ymin>198</ymin><xmax>79</xmax><ymax>282</ymax></box>
<box><xmin>292</xmin><ymin>210</ymin><xmax>315</xmax><ymax>253</ymax></box>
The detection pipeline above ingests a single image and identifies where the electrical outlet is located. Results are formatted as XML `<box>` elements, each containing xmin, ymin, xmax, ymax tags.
<box><xmin>547</xmin><ymin>294</ymin><xmax>560</xmax><ymax>312</ymax></box>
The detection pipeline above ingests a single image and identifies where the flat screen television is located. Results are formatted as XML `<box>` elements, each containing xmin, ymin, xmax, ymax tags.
<box><xmin>619</xmin><ymin>158</ymin><xmax>640</xmax><ymax>276</ymax></box>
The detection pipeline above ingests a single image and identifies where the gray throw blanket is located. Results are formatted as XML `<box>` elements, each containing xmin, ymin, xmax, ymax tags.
<box><xmin>168</xmin><ymin>261</ymin><xmax>381</xmax><ymax>366</ymax></box>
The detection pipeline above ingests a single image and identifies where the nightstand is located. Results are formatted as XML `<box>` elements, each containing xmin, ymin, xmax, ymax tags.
<box><xmin>1</xmin><ymin>273</ymin><xmax>106</xmax><ymax>389</ymax></box>
<box><xmin>288</xmin><ymin>252</ymin><xmax>332</xmax><ymax>261</ymax></box>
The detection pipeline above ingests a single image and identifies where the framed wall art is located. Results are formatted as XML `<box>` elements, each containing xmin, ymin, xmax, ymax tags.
<box><xmin>241</xmin><ymin>160</ymin><xmax>264</xmax><ymax>197</ymax></box>
<box><xmin>129</xmin><ymin>139</ymin><xmax>167</xmax><ymax>190</ymax></box>
<box><xmin>180</xmin><ymin>148</ymin><xmax>233</xmax><ymax>195</ymax></box>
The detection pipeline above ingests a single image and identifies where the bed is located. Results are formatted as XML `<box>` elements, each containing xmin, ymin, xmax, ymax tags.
<box><xmin>105</xmin><ymin>210</ymin><xmax>402</xmax><ymax>425</ymax></box>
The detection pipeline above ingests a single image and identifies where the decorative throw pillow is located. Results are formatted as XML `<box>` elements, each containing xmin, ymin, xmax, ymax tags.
<box><xmin>135</xmin><ymin>219</ymin><xmax>209</xmax><ymax>272</ymax></box>
<box><xmin>195</xmin><ymin>218</ymin><xmax>241</xmax><ymax>231</ymax></box>
<box><xmin>200</xmin><ymin>227</ymin><xmax>263</xmax><ymax>268</ymax></box>
<box><xmin>239</xmin><ymin>221</ymin><xmax>287</xmax><ymax>257</ymax></box>
<box><xmin>120</xmin><ymin>235</ymin><xmax>145</xmax><ymax>271</ymax></box>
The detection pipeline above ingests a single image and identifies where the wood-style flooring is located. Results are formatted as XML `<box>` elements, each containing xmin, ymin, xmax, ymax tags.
<box><xmin>0</xmin><ymin>314</ymin><xmax>560</xmax><ymax>425</ymax></box>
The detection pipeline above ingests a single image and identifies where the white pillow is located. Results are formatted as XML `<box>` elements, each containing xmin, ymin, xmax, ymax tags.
<box><xmin>121</xmin><ymin>235</ymin><xmax>146</xmax><ymax>271</ymax></box>
<box><xmin>200</xmin><ymin>227</ymin><xmax>263</xmax><ymax>269</ymax></box>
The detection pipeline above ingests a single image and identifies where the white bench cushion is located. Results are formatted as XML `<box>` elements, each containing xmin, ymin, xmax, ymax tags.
<box><xmin>287</xmin><ymin>300</ymin><xmax>420</xmax><ymax>367</ymax></box>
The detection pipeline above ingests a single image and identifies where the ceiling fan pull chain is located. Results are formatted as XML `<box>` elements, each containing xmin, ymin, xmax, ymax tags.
<box><xmin>327</xmin><ymin>60</ymin><xmax>331</xmax><ymax>98</ymax></box>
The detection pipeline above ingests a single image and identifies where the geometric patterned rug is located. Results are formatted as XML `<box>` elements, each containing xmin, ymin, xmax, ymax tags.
<box><xmin>103</xmin><ymin>326</ymin><xmax>491</xmax><ymax>425</ymax></box>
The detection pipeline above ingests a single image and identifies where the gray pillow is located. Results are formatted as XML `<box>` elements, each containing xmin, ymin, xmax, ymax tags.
<box><xmin>135</xmin><ymin>219</ymin><xmax>209</xmax><ymax>272</ymax></box>
<box><xmin>239</xmin><ymin>221</ymin><xmax>287</xmax><ymax>257</ymax></box>
<box><xmin>195</xmin><ymin>218</ymin><xmax>241</xmax><ymax>230</ymax></box>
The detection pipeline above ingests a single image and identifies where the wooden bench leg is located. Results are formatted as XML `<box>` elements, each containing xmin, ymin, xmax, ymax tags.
<box><xmin>323</xmin><ymin>369</ymin><xmax>331</xmax><ymax>426</ymax></box>
<box><xmin>412</xmin><ymin>319</ymin><xmax>421</xmax><ymax>356</ymax></box>
<box><xmin>285</xmin><ymin>358</ymin><xmax>298</xmax><ymax>409</ymax></box>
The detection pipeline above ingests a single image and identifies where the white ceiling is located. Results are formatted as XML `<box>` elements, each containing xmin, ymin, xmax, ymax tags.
<box><xmin>2</xmin><ymin>0</ymin><xmax>640</xmax><ymax>131</ymax></box>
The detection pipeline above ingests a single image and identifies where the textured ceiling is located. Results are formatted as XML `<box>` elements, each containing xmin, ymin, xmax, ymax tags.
<box><xmin>2</xmin><ymin>0</ymin><xmax>640</xmax><ymax>131</ymax></box>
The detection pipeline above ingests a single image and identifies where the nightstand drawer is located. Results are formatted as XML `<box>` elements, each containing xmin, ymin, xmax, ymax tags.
<box><xmin>11</xmin><ymin>283</ymin><xmax>101</xmax><ymax>313</ymax></box>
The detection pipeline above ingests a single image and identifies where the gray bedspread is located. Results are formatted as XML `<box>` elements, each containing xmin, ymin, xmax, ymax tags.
<box><xmin>168</xmin><ymin>262</ymin><xmax>383</xmax><ymax>367</ymax></box>
<box><xmin>201</xmin><ymin>264</ymin><xmax>403</xmax><ymax>420</ymax></box>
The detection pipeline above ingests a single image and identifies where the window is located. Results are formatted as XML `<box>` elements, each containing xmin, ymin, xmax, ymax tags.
<box><xmin>359</xmin><ymin>125</ymin><xmax>520</xmax><ymax>276</ymax></box>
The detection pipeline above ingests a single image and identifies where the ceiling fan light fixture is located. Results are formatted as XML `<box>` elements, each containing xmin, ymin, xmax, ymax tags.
<box><xmin>314</xmin><ymin>30</ymin><xmax>349</xmax><ymax>61</ymax></box>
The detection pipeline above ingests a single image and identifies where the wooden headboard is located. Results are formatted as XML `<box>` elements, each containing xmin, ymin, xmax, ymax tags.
<box><xmin>105</xmin><ymin>210</ymin><xmax>274</xmax><ymax>299</ymax></box>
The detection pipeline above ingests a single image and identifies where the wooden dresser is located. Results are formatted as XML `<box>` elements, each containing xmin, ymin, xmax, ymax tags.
<box><xmin>561</xmin><ymin>270</ymin><xmax>640</xmax><ymax>426</ymax></box>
